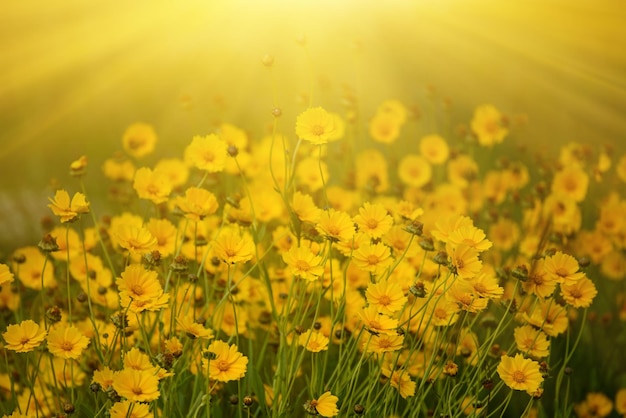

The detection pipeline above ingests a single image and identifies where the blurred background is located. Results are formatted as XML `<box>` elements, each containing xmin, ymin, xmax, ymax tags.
<box><xmin>1</xmin><ymin>0</ymin><xmax>625</xmax><ymax>251</ymax></box>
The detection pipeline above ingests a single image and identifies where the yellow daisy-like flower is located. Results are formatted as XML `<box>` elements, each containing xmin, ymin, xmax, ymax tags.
<box><xmin>204</xmin><ymin>340</ymin><xmax>248</xmax><ymax>382</ymax></box>
<box><xmin>92</xmin><ymin>367</ymin><xmax>115</xmax><ymax>391</ymax></box>
<box><xmin>446</xmin><ymin>242</ymin><xmax>482</xmax><ymax>279</ymax></box>
<box><xmin>419</xmin><ymin>134</ymin><xmax>450</xmax><ymax>165</ymax></box>
<box><xmin>113</xmin><ymin>368</ymin><xmax>160</xmax><ymax>402</ymax></box>
<box><xmin>116</xmin><ymin>264</ymin><xmax>165</xmax><ymax>303</ymax></box>
<box><xmin>103</xmin><ymin>157</ymin><xmax>136</xmax><ymax>182</ymax></box>
<box><xmin>154</xmin><ymin>157</ymin><xmax>189</xmax><ymax>188</ymax></box>
<box><xmin>359</xmin><ymin>305</ymin><xmax>398</xmax><ymax>336</ymax></box>
<box><xmin>560</xmin><ymin>276</ymin><xmax>598</xmax><ymax>308</ymax></box>
<box><xmin>184</xmin><ymin>134</ymin><xmax>228</xmax><ymax>172</ymax></box>
<box><xmin>12</xmin><ymin>246</ymin><xmax>56</xmax><ymax>289</ymax></box>
<box><xmin>496</xmin><ymin>353</ymin><xmax>544</xmax><ymax>394</ymax></box>
<box><xmin>470</xmin><ymin>104</ymin><xmax>508</xmax><ymax>147</ymax></box>
<box><xmin>514</xmin><ymin>325</ymin><xmax>550</xmax><ymax>358</ymax></box>
<box><xmin>283</xmin><ymin>245</ymin><xmax>324</xmax><ymax>281</ymax></box>
<box><xmin>366</xmin><ymin>333</ymin><xmax>405</xmax><ymax>353</ymax></box>
<box><xmin>133</xmin><ymin>167</ymin><xmax>172</xmax><ymax>204</ymax></box>
<box><xmin>114</xmin><ymin>225</ymin><xmax>157</xmax><ymax>255</ymax></box>
<box><xmin>574</xmin><ymin>392</ymin><xmax>614</xmax><ymax>418</ymax></box>
<box><xmin>522</xmin><ymin>259</ymin><xmax>558</xmax><ymax>298</ymax></box>
<box><xmin>353</xmin><ymin>202</ymin><xmax>394</xmax><ymax>239</ymax></box>
<box><xmin>298</xmin><ymin>330</ymin><xmax>330</xmax><ymax>352</ymax></box>
<box><xmin>146</xmin><ymin>218</ymin><xmax>177</xmax><ymax>257</ymax></box>
<box><xmin>291</xmin><ymin>191</ymin><xmax>321</xmax><ymax>224</ymax></box>
<box><xmin>47</xmin><ymin>325</ymin><xmax>90</xmax><ymax>360</ymax></box>
<box><xmin>369</xmin><ymin>112</ymin><xmax>401</xmax><ymax>144</ymax></box>
<box><xmin>382</xmin><ymin>367</ymin><xmax>416</xmax><ymax>399</ymax></box>
<box><xmin>295</xmin><ymin>106</ymin><xmax>340</xmax><ymax>145</ymax></box>
<box><xmin>551</xmin><ymin>165</ymin><xmax>589</xmax><ymax>203</ymax></box>
<box><xmin>2</xmin><ymin>320</ymin><xmax>47</xmax><ymax>353</ymax></box>
<box><xmin>174</xmin><ymin>186</ymin><xmax>219</xmax><ymax>222</ymax></box>
<box><xmin>447</xmin><ymin>154</ymin><xmax>479</xmax><ymax>189</ymax></box>
<box><xmin>447</xmin><ymin>225</ymin><xmax>492</xmax><ymax>253</ymax></box>
<box><xmin>0</xmin><ymin>263</ymin><xmax>14</xmax><ymax>286</ymax></box>
<box><xmin>316</xmin><ymin>209</ymin><xmax>355</xmax><ymax>243</ymax></box>
<box><xmin>305</xmin><ymin>391</ymin><xmax>339</xmax><ymax>417</ymax></box>
<box><xmin>122</xmin><ymin>122</ymin><xmax>157</xmax><ymax>158</ymax></box>
<box><xmin>543</xmin><ymin>251</ymin><xmax>585</xmax><ymax>285</ymax></box>
<box><xmin>47</xmin><ymin>189</ymin><xmax>90</xmax><ymax>223</ymax></box>
<box><xmin>365</xmin><ymin>279</ymin><xmax>407</xmax><ymax>315</ymax></box>
<box><xmin>176</xmin><ymin>314</ymin><xmax>214</xmax><ymax>340</ymax></box>
<box><xmin>398</xmin><ymin>154</ymin><xmax>432</xmax><ymax>188</ymax></box>
<box><xmin>109</xmin><ymin>400</ymin><xmax>154</xmax><ymax>418</ymax></box>
<box><xmin>352</xmin><ymin>242</ymin><xmax>393</xmax><ymax>275</ymax></box>
<box><xmin>212</xmin><ymin>227</ymin><xmax>255</xmax><ymax>264</ymax></box>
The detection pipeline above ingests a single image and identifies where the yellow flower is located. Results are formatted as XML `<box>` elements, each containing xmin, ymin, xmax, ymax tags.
<box><xmin>316</xmin><ymin>209</ymin><xmax>355</xmax><ymax>242</ymax></box>
<box><xmin>382</xmin><ymin>367</ymin><xmax>416</xmax><ymax>399</ymax></box>
<box><xmin>2</xmin><ymin>320</ymin><xmax>47</xmax><ymax>353</ymax></box>
<box><xmin>470</xmin><ymin>104</ymin><xmax>508</xmax><ymax>147</ymax></box>
<box><xmin>617</xmin><ymin>153</ymin><xmax>626</xmax><ymax>183</ymax></box>
<box><xmin>574</xmin><ymin>392</ymin><xmax>613</xmax><ymax>418</ymax></box>
<box><xmin>369</xmin><ymin>112</ymin><xmax>401</xmax><ymax>144</ymax></box>
<box><xmin>398</xmin><ymin>154</ymin><xmax>432</xmax><ymax>188</ymax></box>
<box><xmin>543</xmin><ymin>251</ymin><xmax>585</xmax><ymax>285</ymax></box>
<box><xmin>113</xmin><ymin>368</ymin><xmax>160</xmax><ymax>402</ymax></box>
<box><xmin>522</xmin><ymin>259</ymin><xmax>558</xmax><ymax>298</ymax></box>
<box><xmin>298</xmin><ymin>330</ymin><xmax>329</xmax><ymax>352</ymax></box>
<box><xmin>117</xmin><ymin>264</ymin><xmax>168</xmax><ymax>312</ymax></box>
<box><xmin>366</xmin><ymin>333</ymin><xmax>404</xmax><ymax>353</ymax></box>
<box><xmin>283</xmin><ymin>245</ymin><xmax>324</xmax><ymax>281</ymax></box>
<box><xmin>174</xmin><ymin>187</ymin><xmax>219</xmax><ymax>221</ymax></box>
<box><xmin>354</xmin><ymin>202</ymin><xmax>394</xmax><ymax>239</ymax></box>
<box><xmin>352</xmin><ymin>242</ymin><xmax>393</xmax><ymax>275</ymax></box>
<box><xmin>447</xmin><ymin>154</ymin><xmax>479</xmax><ymax>189</ymax></box>
<box><xmin>365</xmin><ymin>279</ymin><xmax>407</xmax><ymax>315</ymax></box>
<box><xmin>0</xmin><ymin>263</ymin><xmax>14</xmax><ymax>286</ymax></box>
<box><xmin>446</xmin><ymin>243</ymin><xmax>482</xmax><ymax>279</ymax></box>
<box><xmin>514</xmin><ymin>325</ymin><xmax>550</xmax><ymax>358</ymax></box>
<box><xmin>359</xmin><ymin>305</ymin><xmax>398</xmax><ymax>336</ymax></box>
<box><xmin>616</xmin><ymin>388</ymin><xmax>626</xmax><ymax>415</ymax></box>
<box><xmin>184</xmin><ymin>134</ymin><xmax>228</xmax><ymax>172</ymax></box>
<box><xmin>431</xmin><ymin>214</ymin><xmax>474</xmax><ymax>244</ymax></box>
<box><xmin>109</xmin><ymin>400</ymin><xmax>154</xmax><ymax>418</ymax></box>
<box><xmin>204</xmin><ymin>340</ymin><xmax>248</xmax><ymax>382</ymax></box>
<box><xmin>48</xmin><ymin>189</ymin><xmax>90</xmax><ymax>223</ymax></box>
<box><xmin>133</xmin><ymin>167</ymin><xmax>172</xmax><ymax>204</ymax></box>
<box><xmin>92</xmin><ymin>367</ymin><xmax>115</xmax><ymax>391</ymax></box>
<box><xmin>355</xmin><ymin>149</ymin><xmax>389</xmax><ymax>193</ymax></box>
<box><xmin>295</xmin><ymin>107</ymin><xmax>340</xmax><ymax>144</ymax></box>
<box><xmin>377</xmin><ymin>99</ymin><xmax>408</xmax><ymax>124</ymax></box>
<box><xmin>419</xmin><ymin>134</ymin><xmax>450</xmax><ymax>165</ymax></box>
<box><xmin>176</xmin><ymin>314</ymin><xmax>214</xmax><ymax>340</ymax></box>
<box><xmin>154</xmin><ymin>157</ymin><xmax>189</xmax><ymax>188</ymax></box>
<box><xmin>305</xmin><ymin>391</ymin><xmax>339</xmax><ymax>417</ymax></box>
<box><xmin>448</xmin><ymin>225</ymin><xmax>492</xmax><ymax>253</ymax></box>
<box><xmin>551</xmin><ymin>165</ymin><xmax>589</xmax><ymax>202</ymax></box>
<box><xmin>114</xmin><ymin>225</ymin><xmax>157</xmax><ymax>255</ymax></box>
<box><xmin>560</xmin><ymin>276</ymin><xmax>597</xmax><ymax>308</ymax></box>
<box><xmin>46</xmin><ymin>325</ymin><xmax>90</xmax><ymax>359</ymax></box>
<box><xmin>212</xmin><ymin>227</ymin><xmax>255</xmax><ymax>264</ymax></box>
<box><xmin>3</xmin><ymin>411</ymin><xmax>36</xmax><ymax>418</ymax></box>
<box><xmin>291</xmin><ymin>191</ymin><xmax>321</xmax><ymax>223</ymax></box>
<box><xmin>521</xmin><ymin>299</ymin><xmax>568</xmax><ymax>337</ymax></box>
<box><xmin>122</xmin><ymin>122</ymin><xmax>157</xmax><ymax>158</ymax></box>
<box><xmin>12</xmin><ymin>246</ymin><xmax>56</xmax><ymax>289</ymax></box>
<box><xmin>146</xmin><ymin>218</ymin><xmax>177</xmax><ymax>257</ymax></box>
<box><xmin>103</xmin><ymin>157</ymin><xmax>136</xmax><ymax>182</ymax></box>
<box><xmin>296</xmin><ymin>156</ymin><xmax>329</xmax><ymax>192</ymax></box>
<box><xmin>496</xmin><ymin>353</ymin><xmax>543</xmax><ymax>394</ymax></box>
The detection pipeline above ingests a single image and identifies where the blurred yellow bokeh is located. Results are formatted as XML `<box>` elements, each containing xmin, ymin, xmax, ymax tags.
<box><xmin>0</xmin><ymin>0</ymin><xmax>625</xmax><ymax>248</ymax></box>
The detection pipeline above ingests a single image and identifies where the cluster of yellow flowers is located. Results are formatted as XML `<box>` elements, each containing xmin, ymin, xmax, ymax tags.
<box><xmin>1</xmin><ymin>97</ymin><xmax>626</xmax><ymax>418</ymax></box>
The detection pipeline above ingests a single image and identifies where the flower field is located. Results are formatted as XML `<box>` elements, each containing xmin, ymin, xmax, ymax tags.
<box><xmin>1</xmin><ymin>2</ymin><xmax>626</xmax><ymax>418</ymax></box>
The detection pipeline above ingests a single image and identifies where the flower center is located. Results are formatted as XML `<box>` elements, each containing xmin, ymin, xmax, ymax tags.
<box><xmin>61</xmin><ymin>341</ymin><xmax>74</xmax><ymax>352</ymax></box>
<box><xmin>367</xmin><ymin>255</ymin><xmax>380</xmax><ymax>266</ymax></box>
<box><xmin>217</xmin><ymin>360</ymin><xmax>230</xmax><ymax>371</ymax></box>
<box><xmin>312</xmin><ymin>125</ymin><xmax>324</xmax><ymax>136</ymax></box>
<box><xmin>378</xmin><ymin>295</ymin><xmax>391</xmax><ymax>306</ymax></box>
<box><xmin>295</xmin><ymin>260</ymin><xmax>311</xmax><ymax>272</ymax></box>
<box><xmin>512</xmin><ymin>370</ymin><xmax>526</xmax><ymax>383</ymax></box>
